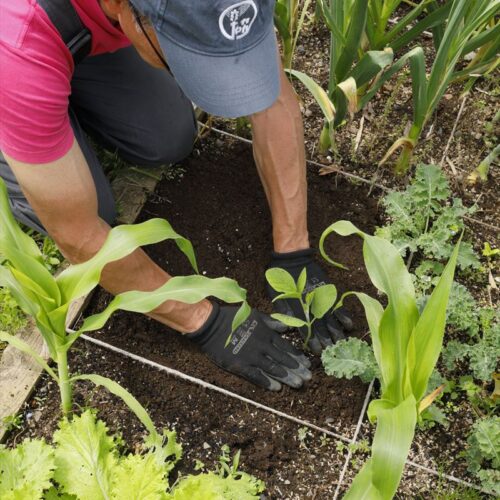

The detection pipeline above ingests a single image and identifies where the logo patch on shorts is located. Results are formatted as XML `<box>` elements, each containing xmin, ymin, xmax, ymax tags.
<box><xmin>219</xmin><ymin>1</ymin><xmax>258</xmax><ymax>41</ymax></box>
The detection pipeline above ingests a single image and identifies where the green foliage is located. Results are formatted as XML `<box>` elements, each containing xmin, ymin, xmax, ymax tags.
<box><xmin>380</xmin><ymin>0</ymin><xmax>500</xmax><ymax>172</ymax></box>
<box><xmin>322</xmin><ymin>337</ymin><xmax>379</xmax><ymax>383</ymax></box>
<box><xmin>274</xmin><ymin>0</ymin><xmax>312</xmax><ymax>69</ymax></box>
<box><xmin>443</xmin><ymin>308</ymin><xmax>499</xmax><ymax>381</ymax></box>
<box><xmin>0</xmin><ymin>410</ymin><xmax>265</xmax><ymax>500</ymax></box>
<box><xmin>0</xmin><ymin>177</ymin><xmax>250</xmax><ymax>421</ymax></box>
<box><xmin>266</xmin><ymin>267</ymin><xmax>337</xmax><ymax>349</ymax></box>
<box><xmin>320</xmin><ymin>220</ymin><xmax>459</xmax><ymax>498</ymax></box>
<box><xmin>465</xmin><ymin>416</ymin><xmax>500</xmax><ymax>495</ymax></box>
<box><xmin>0</xmin><ymin>288</ymin><xmax>26</xmax><ymax>335</ymax></box>
<box><xmin>0</xmin><ymin>439</ymin><xmax>55</xmax><ymax>500</ymax></box>
<box><xmin>167</xmin><ymin>471</ymin><xmax>264</xmax><ymax>500</ymax></box>
<box><xmin>446</xmin><ymin>283</ymin><xmax>479</xmax><ymax>336</ymax></box>
<box><xmin>377</xmin><ymin>164</ymin><xmax>479</xmax><ymax>270</ymax></box>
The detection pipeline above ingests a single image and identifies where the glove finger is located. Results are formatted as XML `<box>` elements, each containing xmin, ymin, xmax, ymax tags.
<box><xmin>270</xmin><ymin>333</ymin><xmax>312</xmax><ymax>369</ymax></box>
<box><xmin>260</xmin><ymin>313</ymin><xmax>288</xmax><ymax>333</ymax></box>
<box><xmin>333</xmin><ymin>306</ymin><xmax>353</xmax><ymax>331</ymax></box>
<box><xmin>313</xmin><ymin>319</ymin><xmax>334</xmax><ymax>349</ymax></box>
<box><xmin>267</xmin><ymin>345</ymin><xmax>312</xmax><ymax>382</ymax></box>
<box><xmin>237</xmin><ymin>365</ymin><xmax>282</xmax><ymax>392</ymax></box>
<box><xmin>260</xmin><ymin>356</ymin><xmax>304</xmax><ymax>389</ymax></box>
<box><xmin>325</xmin><ymin>314</ymin><xmax>347</xmax><ymax>342</ymax></box>
<box><xmin>307</xmin><ymin>335</ymin><xmax>323</xmax><ymax>355</ymax></box>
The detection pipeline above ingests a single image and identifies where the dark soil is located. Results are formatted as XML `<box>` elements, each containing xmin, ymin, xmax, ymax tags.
<box><xmin>85</xmin><ymin>136</ymin><xmax>381</xmax><ymax>438</ymax></box>
<box><xmin>11</xmin><ymin>340</ymin><xmax>348</xmax><ymax>499</ymax></box>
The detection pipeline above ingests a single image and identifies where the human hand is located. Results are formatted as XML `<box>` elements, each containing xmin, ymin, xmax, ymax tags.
<box><xmin>186</xmin><ymin>303</ymin><xmax>312</xmax><ymax>391</ymax></box>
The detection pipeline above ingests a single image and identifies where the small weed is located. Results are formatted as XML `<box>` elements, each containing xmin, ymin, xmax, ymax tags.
<box><xmin>2</xmin><ymin>413</ymin><xmax>23</xmax><ymax>432</ymax></box>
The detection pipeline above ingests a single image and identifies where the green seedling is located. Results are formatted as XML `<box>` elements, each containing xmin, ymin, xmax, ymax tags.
<box><xmin>0</xmin><ymin>178</ymin><xmax>250</xmax><ymax>444</ymax></box>
<box><xmin>265</xmin><ymin>267</ymin><xmax>337</xmax><ymax>350</ymax></box>
<box><xmin>320</xmin><ymin>220</ymin><xmax>459</xmax><ymax>499</ymax></box>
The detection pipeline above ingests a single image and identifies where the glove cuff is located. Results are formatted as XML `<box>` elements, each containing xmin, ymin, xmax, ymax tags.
<box><xmin>269</xmin><ymin>248</ymin><xmax>315</xmax><ymax>270</ymax></box>
<box><xmin>185</xmin><ymin>302</ymin><xmax>220</xmax><ymax>345</ymax></box>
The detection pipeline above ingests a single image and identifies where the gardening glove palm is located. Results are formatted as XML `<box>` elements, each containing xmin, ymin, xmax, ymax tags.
<box><xmin>186</xmin><ymin>303</ymin><xmax>312</xmax><ymax>391</ymax></box>
<box><xmin>266</xmin><ymin>248</ymin><xmax>353</xmax><ymax>355</ymax></box>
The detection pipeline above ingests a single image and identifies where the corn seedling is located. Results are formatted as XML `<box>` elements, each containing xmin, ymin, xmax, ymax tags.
<box><xmin>265</xmin><ymin>267</ymin><xmax>337</xmax><ymax>349</ymax></box>
<box><xmin>320</xmin><ymin>221</ymin><xmax>459</xmax><ymax>498</ymax></box>
<box><xmin>378</xmin><ymin>0</ymin><xmax>500</xmax><ymax>173</ymax></box>
<box><xmin>0</xmin><ymin>178</ymin><xmax>250</xmax><ymax>434</ymax></box>
<box><xmin>274</xmin><ymin>0</ymin><xmax>313</xmax><ymax>69</ymax></box>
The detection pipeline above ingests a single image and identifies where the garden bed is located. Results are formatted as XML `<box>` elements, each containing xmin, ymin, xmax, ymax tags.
<box><xmin>7</xmin><ymin>136</ymin><xmax>493</xmax><ymax>498</ymax></box>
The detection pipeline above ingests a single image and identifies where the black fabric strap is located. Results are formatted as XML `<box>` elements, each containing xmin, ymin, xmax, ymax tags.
<box><xmin>37</xmin><ymin>0</ymin><xmax>92</xmax><ymax>64</ymax></box>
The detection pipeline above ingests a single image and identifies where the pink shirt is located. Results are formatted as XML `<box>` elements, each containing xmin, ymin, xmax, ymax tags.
<box><xmin>0</xmin><ymin>0</ymin><xmax>130</xmax><ymax>163</ymax></box>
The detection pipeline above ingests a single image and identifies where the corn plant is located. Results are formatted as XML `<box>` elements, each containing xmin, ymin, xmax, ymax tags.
<box><xmin>320</xmin><ymin>221</ymin><xmax>459</xmax><ymax>498</ymax></box>
<box><xmin>265</xmin><ymin>267</ymin><xmax>337</xmax><ymax>349</ymax></box>
<box><xmin>274</xmin><ymin>0</ymin><xmax>313</xmax><ymax>68</ymax></box>
<box><xmin>378</xmin><ymin>0</ymin><xmax>500</xmax><ymax>173</ymax></box>
<box><xmin>0</xmin><ymin>179</ymin><xmax>250</xmax><ymax>426</ymax></box>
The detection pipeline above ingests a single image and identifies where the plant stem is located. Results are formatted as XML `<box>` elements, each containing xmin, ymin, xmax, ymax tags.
<box><xmin>57</xmin><ymin>350</ymin><xmax>72</xmax><ymax>416</ymax></box>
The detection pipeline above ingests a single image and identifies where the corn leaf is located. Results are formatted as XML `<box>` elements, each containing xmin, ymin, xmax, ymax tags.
<box><xmin>71</xmin><ymin>375</ymin><xmax>157</xmax><ymax>439</ymax></box>
<box><xmin>0</xmin><ymin>330</ymin><xmax>58</xmax><ymax>381</ymax></box>
<box><xmin>74</xmin><ymin>275</ymin><xmax>248</xmax><ymax>339</ymax></box>
<box><xmin>57</xmin><ymin>219</ymin><xmax>198</xmax><ymax>304</ymax></box>
<box><xmin>408</xmin><ymin>240</ymin><xmax>460</xmax><ymax>401</ymax></box>
<box><xmin>0</xmin><ymin>179</ymin><xmax>43</xmax><ymax>261</ymax></box>
<box><xmin>356</xmin><ymin>396</ymin><xmax>417</xmax><ymax>498</ymax></box>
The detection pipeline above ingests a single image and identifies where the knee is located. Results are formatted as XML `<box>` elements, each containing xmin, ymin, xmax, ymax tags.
<box><xmin>139</xmin><ymin>107</ymin><xmax>197</xmax><ymax>166</ymax></box>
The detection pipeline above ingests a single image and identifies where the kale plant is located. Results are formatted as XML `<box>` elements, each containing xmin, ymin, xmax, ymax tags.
<box><xmin>376</xmin><ymin>164</ymin><xmax>479</xmax><ymax>270</ymax></box>
<box><xmin>442</xmin><ymin>307</ymin><xmax>499</xmax><ymax>382</ymax></box>
<box><xmin>322</xmin><ymin>337</ymin><xmax>379</xmax><ymax>383</ymax></box>
<box><xmin>465</xmin><ymin>415</ymin><xmax>500</xmax><ymax>496</ymax></box>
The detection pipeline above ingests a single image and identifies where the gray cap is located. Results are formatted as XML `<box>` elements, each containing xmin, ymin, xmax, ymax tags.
<box><xmin>134</xmin><ymin>0</ymin><xmax>280</xmax><ymax>118</ymax></box>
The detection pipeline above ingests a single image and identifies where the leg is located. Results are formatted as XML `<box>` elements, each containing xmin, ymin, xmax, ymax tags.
<box><xmin>0</xmin><ymin>108</ymin><xmax>116</xmax><ymax>234</ymax></box>
<box><xmin>70</xmin><ymin>46</ymin><xmax>197</xmax><ymax>167</ymax></box>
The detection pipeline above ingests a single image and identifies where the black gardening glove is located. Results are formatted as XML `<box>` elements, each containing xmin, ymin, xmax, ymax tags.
<box><xmin>186</xmin><ymin>303</ymin><xmax>312</xmax><ymax>391</ymax></box>
<box><xmin>266</xmin><ymin>248</ymin><xmax>353</xmax><ymax>355</ymax></box>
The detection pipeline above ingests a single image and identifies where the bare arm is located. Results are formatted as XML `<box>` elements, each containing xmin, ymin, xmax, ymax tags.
<box><xmin>249</xmin><ymin>69</ymin><xmax>309</xmax><ymax>253</ymax></box>
<box><xmin>4</xmin><ymin>139</ymin><xmax>211</xmax><ymax>332</ymax></box>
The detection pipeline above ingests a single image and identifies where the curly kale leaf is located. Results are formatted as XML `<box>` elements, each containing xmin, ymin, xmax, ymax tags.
<box><xmin>378</xmin><ymin>164</ymin><xmax>479</xmax><ymax>268</ymax></box>
<box><xmin>447</xmin><ymin>282</ymin><xmax>479</xmax><ymax>337</ymax></box>
<box><xmin>0</xmin><ymin>439</ymin><xmax>55</xmax><ymax>500</ymax></box>
<box><xmin>466</xmin><ymin>416</ymin><xmax>500</xmax><ymax>494</ymax></box>
<box><xmin>322</xmin><ymin>338</ymin><xmax>379</xmax><ymax>383</ymax></box>
<box><xmin>442</xmin><ymin>340</ymin><xmax>469</xmax><ymax>371</ymax></box>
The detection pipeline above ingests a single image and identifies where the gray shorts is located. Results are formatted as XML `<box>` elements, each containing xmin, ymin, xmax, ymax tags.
<box><xmin>0</xmin><ymin>46</ymin><xmax>197</xmax><ymax>234</ymax></box>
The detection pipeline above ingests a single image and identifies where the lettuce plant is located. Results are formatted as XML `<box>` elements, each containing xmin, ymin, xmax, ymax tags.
<box><xmin>0</xmin><ymin>409</ymin><xmax>264</xmax><ymax>500</ymax></box>
<box><xmin>265</xmin><ymin>267</ymin><xmax>337</xmax><ymax>349</ymax></box>
<box><xmin>0</xmin><ymin>179</ymin><xmax>250</xmax><ymax>431</ymax></box>
<box><xmin>320</xmin><ymin>220</ymin><xmax>459</xmax><ymax>498</ymax></box>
